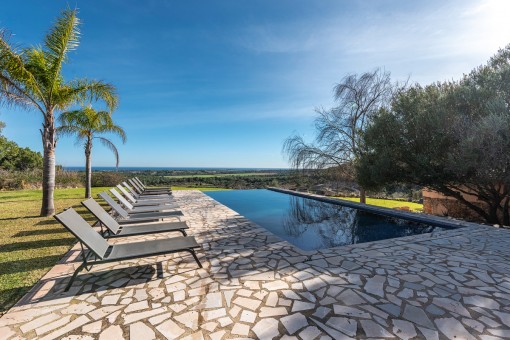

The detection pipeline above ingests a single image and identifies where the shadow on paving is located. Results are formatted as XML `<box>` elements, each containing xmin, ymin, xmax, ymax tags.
<box><xmin>15</xmin><ymin>262</ymin><xmax>198</xmax><ymax>307</ymax></box>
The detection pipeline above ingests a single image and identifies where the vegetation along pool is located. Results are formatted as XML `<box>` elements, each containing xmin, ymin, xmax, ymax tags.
<box><xmin>206</xmin><ymin>189</ymin><xmax>455</xmax><ymax>251</ymax></box>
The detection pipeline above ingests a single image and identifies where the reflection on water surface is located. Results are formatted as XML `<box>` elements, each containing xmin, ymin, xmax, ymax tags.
<box><xmin>206</xmin><ymin>189</ymin><xmax>450</xmax><ymax>251</ymax></box>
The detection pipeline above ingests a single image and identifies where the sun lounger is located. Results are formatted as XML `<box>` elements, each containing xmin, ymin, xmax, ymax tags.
<box><xmin>109</xmin><ymin>188</ymin><xmax>178</xmax><ymax>213</ymax></box>
<box><xmin>123</xmin><ymin>181</ymin><xmax>169</xmax><ymax>200</ymax></box>
<box><xmin>98</xmin><ymin>192</ymin><xmax>182</xmax><ymax>224</ymax></box>
<box><xmin>116</xmin><ymin>184</ymin><xmax>173</xmax><ymax>206</ymax></box>
<box><xmin>54</xmin><ymin>208</ymin><xmax>201</xmax><ymax>291</ymax></box>
<box><xmin>82</xmin><ymin>198</ymin><xmax>188</xmax><ymax>237</ymax></box>
<box><xmin>131</xmin><ymin>177</ymin><xmax>167</xmax><ymax>191</ymax></box>
<box><xmin>129</xmin><ymin>178</ymin><xmax>170</xmax><ymax>195</ymax></box>
<box><xmin>134</xmin><ymin>177</ymin><xmax>170</xmax><ymax>192</ymax></box>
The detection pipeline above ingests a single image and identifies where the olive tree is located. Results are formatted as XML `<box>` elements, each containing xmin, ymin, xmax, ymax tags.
<box><xmin>358</xmin><ymin>45</ymin><xmax>510</xmax><ymax>225</ymax></box>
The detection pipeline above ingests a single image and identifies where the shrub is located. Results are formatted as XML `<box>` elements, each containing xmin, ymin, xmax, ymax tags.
<box><xmin>91</xmin><ymin>171</ymin><xmax>128</xmax><ymax>187</ymax></box>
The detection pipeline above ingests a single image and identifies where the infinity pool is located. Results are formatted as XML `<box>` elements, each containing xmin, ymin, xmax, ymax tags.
<box><xmin>206</xmin><ymin>189</ymin><xmax>454</xmax><ymax>251</ymax></box>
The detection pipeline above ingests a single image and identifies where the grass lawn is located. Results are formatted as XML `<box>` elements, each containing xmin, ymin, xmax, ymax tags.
<box><xmin>165</xmin><ymin>172</ymin><xmax>275</xmax><ymax>179</ymax></box>
<box><xmin>0</xmin><ymin>187</ymin><xmax>109</xmax><ymax>315</ymax></box>
<box><xmin>171</xmin><ymin>186</ymin><xmax>230</xmax><ymax>191</ymax></box>
<box><xmin>336</xmin><ymin>197</ymin><xmax>423</xmax><ymax>212</ymax></box>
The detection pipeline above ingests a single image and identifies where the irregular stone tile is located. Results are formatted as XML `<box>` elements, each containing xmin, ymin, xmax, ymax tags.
<box><xmin>82</xmin><ymin>320</ymin><xmax>102</xmax><ymax>334</ymax></box>
<box><xmin>20</xmin><ymin>313</ymin><xmax>60</xmax><ymax>334</ymax></box>
<box><xmin>259</xmin><ymin>307</ymin><xmax>288</xmax><ymax>318</ymax></box>
<box><xmin>240</xmin><ymin>310</ymin><xmax>257</xmax><ymax>323</ymax></box>
<box><xmin>217</xmin><ymin>316</ymin><xmax>233</xmax><ymax>327</ymax></box>
<box><xmin>148</xmin><ymin>312</ymin><xmax>173</xmax><ymax>326</ymax></box>
<box><xmin>156</xmin><ymin>319</ymin><xmax>185</xmax><ymax>339</ymax></box>
<box><xmin>99</xmin><ymin>325</ymin><xmax>124</xmax><ymax>340</ymax></box>
<box><xmin>435</xmin><ymin>317</ymin><xmax>476</xmax><ymax>340</ymax></box>
<box><xmin>174</xmin><ymin>311</ymin><xmax>199</xmax><ymax>330</ymax></box>
<box><xmin>325</xmin><ymin>317</ymin><xmax>357</xmax><ymax>337</ymax></box>
<box><xmin>35</xmin><ymin>315</ymin><xmax>72</xmax><ymax>336</ymax></box>
<box><xmin>361</xmin><ymin>319</ymin><xmax>393</xmax><ymax>338</ymax></box>
<box><xmin>280</xmin><ymin>313</ymin><xmax>308</xmax><ymax>335</ymax></box>
<box><xmin>129</xmin><ymin>322</ymin><xmax>156</xmax><ymax>340</ymax></box>
<box><xmin>463</xmin><ymin>295</ymin><xmax>500</xmax><ymax>309</ymax></box>
<box><xmin>292</xmin><ymin>301</ymin><xmax>315</xmax><ymax>312</ymax></box>
<box><xmin>418</xmin><ymin>327</ymin><xmax>439</xmax><ymax>340</ymax></box>
<box><xmin>333</xmin><ymin>305</ymin><xmax>370</xmax><ymax>318</ymax></box>
<box><xmin>402</xmin><ymin>304</ymin><xmax>434</xmax><ymax>328</ymax></box>
<box><xmin>262</xmin><ymin>280</ymin><xmax>288</xmax><ymax>291</ymax></box>
<box><xmin>231</xmin><ymin>322</ymin><xmax>250</xmax><ymax>336</ymax></box>
<box><xmin>202</xmin><ymin>308</ymin><xmax>227</xmax><ymax>321</ymax></box>
<box><xmin>393</xmin><ymin>319</ymin><xmax>417</xmax><ymax>340</ymax></box>
<box><xmin>298</xmin><ymin>326</ymin><xmax>322</xmax><ymax>340</ymax></box>
<box><xmin>123</xmin><ymin>307</ymin><xmax>167</xmax><ymax>324</ymax></box>
<box><xmin>43</xmin><ymin>317</ymin><xmax>96</xmax><ymax>340</ymax></box>
<box><xmin>204</xmin><ymin>292</ymin><xmax>223</xmax><ymax>309</ymax></box>
<box><xmin>233</xmin><ymin>297</ymin><xmax>262</xmax><ymax>311</ymax></box>
<box><xmin>125</xmin><ymin>300</ymin><xmax>149</xmax><ymax>313</ymax></box>
<box><xmin>252</xmin><ymin>318</ymin><xmax>279</xmax><ymax>339</ymax></box>
<box><xmin>364</xmin><ymin>275</ymin><xmax>385</xmax><ymax>297</ymax></box>
<box><xmin>209</xmin><ymin>330</ymin><xmax>226</xmax><ymax>340</ymax></box>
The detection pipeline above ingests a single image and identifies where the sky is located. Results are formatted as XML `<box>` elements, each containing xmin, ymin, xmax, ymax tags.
<box><xmin>1</xmin><ymin>0</ymin><xmax>509</xmax><ymax>168</ymax></box>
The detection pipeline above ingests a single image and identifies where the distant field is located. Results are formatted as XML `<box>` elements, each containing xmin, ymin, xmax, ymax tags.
<box><xmin>336</xmin><ymin>197</ymin><xmax>423</xmax><ymax>212</ymax></box>
<box><xmin>165</xmin><ymin>172</ymin><xmax>276</xmax><ymax>179</ymax></box>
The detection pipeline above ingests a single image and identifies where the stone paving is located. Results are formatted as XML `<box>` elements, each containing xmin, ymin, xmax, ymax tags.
<box><xmin>1</xmin><ymin>190</ymin><xmax>510</xmax><ymax>339</ymax></box>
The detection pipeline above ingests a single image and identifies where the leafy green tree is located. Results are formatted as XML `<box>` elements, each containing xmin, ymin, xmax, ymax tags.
<box><xmin>58</xmin><ymin>106</ymin><xmax>126</xmax><ymax>198</ymax></box>
<box><xmin>0</xmin><ymin>121</ymin><xmax>43</xmax><ymax>171</ymax></box>
<box><xmin>358</xmin><ymin>45</ymin><xmax>510</xmax><ymax>225</ymax></box>
<box><xmin>0</xmin><ymin>9</ymin><xmax>118</xmax><ymax>215</ymax></box>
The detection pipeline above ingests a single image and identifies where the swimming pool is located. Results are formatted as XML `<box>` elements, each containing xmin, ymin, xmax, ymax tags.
<box><xmin>206</xmin><ymin>189</ymin><xmax>454</xmax><ymax>251</ymax></box>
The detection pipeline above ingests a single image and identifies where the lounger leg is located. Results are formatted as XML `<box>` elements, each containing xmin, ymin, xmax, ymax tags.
<box><xmin>64</xmin><ymin>262</ymin><xmax>86</xmax><ymax>292</ymax></box>
<box><xmin>188</xmin><ymin>249</ymin><xmax>203</xmax><ymax>268</ymax></box>
<box><xmin>180</xmin><ymin>230</ymin><xmax>187</xmax><ymax>236</ymax></box>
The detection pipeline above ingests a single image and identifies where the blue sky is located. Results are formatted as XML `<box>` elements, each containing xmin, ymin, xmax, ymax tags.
<box><xmin>1</xmin><ymin>0</ymin><xmax>509</xmax><ymax>168</ymax></box>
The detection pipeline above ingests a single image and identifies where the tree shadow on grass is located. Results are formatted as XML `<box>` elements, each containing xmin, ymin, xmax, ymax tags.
<box><xmin>0</xmin><ymin>238</ymin><xmax>76</xmax><ymax>253</ymax></box>
<box><xmin>0</xmin><ymin>255</ymin><xmax>64</xmax><ymax>275</ymax></box>
<box><xmin>0</xmin><ymin>285</ymin><xmax>35</xmax><ymax>315</ymax></box>
<box><xmin>13</xmin><ymin>228</ymin><xmax>67</xmax><ymax>237</ymax></box>
<box><xmin>0</xmin><ymin>215</ymin><xmax>41</xmax><ymax>221</ymax></box>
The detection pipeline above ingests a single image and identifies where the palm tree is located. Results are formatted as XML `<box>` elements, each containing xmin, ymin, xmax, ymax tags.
<box><xmin>0</xmin><ymin>8</ymin><xmax>118</xmax><ymax>216</ymax></box>
<box><xmin>58</xmin><ymin>107</ymin><xmax>126</xmax><ymax>198</ymax></box>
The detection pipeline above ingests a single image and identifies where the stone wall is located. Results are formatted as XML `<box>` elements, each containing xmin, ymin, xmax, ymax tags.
<box><xmin>423</xmin><ymin>188</ymin><xmax>509</xmax><ymax>224</ymax></box>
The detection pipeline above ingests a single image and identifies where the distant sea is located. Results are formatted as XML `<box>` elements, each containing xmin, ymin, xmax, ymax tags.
<box><xmin>63</xmin><ymin>166</ymin><xmax>288</xmax><ymax>172</ymax></box>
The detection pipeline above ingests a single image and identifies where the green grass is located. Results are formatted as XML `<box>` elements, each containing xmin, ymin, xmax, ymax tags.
<box><xmin>165</xmin><ymin>172</ymin><xmax>275</xmax><ymax>179</ymax></box>
<box><xmin>171</xmin><ymin>186</ymin><xmax>230</xmax><ymax>191</ymax></box>
<box><xmin>336</xmin><ymin>197</ymin><xmax>423</xmax><ymax>212</ymax></box>
<box><xmin>0</xmin><ymin>187</ymin><xmax>109</xmax><ymax>314</ymax></box>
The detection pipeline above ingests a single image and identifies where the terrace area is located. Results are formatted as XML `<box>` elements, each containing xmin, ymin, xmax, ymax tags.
<box><xmin>1</xmin><ymin>190</ymin><xmax>510</xmax><ymax>339</ymax></box>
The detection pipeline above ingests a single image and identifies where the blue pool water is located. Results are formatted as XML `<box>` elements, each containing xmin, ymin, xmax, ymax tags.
<box><xmin>206</xmin><ymin>189</ymin><xmax>453</xmax><ymax>251</ymax></box>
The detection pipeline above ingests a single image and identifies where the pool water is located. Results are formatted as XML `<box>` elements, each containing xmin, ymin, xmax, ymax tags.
<box><xmin>206</xmin><ymin>189</ymin><xmax>453</xmax><ymax>251</ymax></box>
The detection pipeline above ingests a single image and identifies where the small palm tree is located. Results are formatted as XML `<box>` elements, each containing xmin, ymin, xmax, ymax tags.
<box><xmin>0</xmin><ymin>8</ymin><xmax>118</xmax><ymax>215</ymax></box>
<box><xmin>58</xmin><ymin>107</ymin><xmax>126</xmax><ymax>198</ymax></box>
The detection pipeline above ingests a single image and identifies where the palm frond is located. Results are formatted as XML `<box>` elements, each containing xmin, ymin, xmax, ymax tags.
<box><xmin>43</xmin><ymin>8</ymin><xmax>80</xmax><ymax>98</ymax></box>
<box><xmin>96</xmin><ymin>136</ymin><xmax>120</xmax><ymax>168</ymax></box>
<box><xmin>57</xmin><ymin>79</ymin><xmax>118</xmax><ymax>111</ymax></box>
<box><xmin>0</xmin><ymin>30</ymin><xmax>45</xmax><ymax>112</ymax></box>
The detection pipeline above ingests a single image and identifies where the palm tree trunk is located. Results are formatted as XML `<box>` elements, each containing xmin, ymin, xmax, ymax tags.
<box><xmin>85</xmin><ymin>140</ymin><xmax>92</xmax><ymax>198</ymax></box>
<box><xmin>40</xmin><ymin>112</ymin><xmax>56</xmax><ymax>216</ymax></box>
